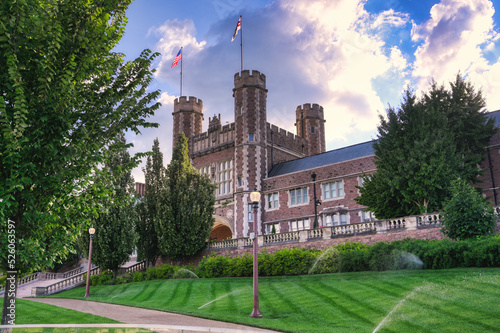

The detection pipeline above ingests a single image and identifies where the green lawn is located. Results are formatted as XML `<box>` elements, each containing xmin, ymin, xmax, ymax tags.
<box><xmin>0</xmin><ymin>298</ymin><xmax>118</xmax><ymax>324</ymax></box>
<box><xmin>42</xmin><ymin>267</ymin><xmax>500</xmax><ymax>333</ymax></box>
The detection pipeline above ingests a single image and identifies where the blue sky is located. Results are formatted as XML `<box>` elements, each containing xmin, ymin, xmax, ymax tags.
<box><xmin>115</xmin><ymin>0</ymin><xmax>500</xmax><ymax>182</ymax></box>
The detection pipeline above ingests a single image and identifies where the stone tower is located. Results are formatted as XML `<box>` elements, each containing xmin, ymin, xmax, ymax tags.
<box><xmin>295</xmin><ymin>103</ymin><xmax>326</xmax><ymax>156</ymax></box>
<box><xmin>232</xmin><ymin>70</ymin><xmax>268</xmax><ymax>238</ymax></box>
<box><xmin>172</xmin><ymin>96</ymin><xmax>204</xmax><ymax>152</ymax></box>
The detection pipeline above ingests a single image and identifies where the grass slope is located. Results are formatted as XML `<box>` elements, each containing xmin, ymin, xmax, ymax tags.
<box><xmin>44</xmin><ymin>268</ymin><xmax>500</xmax><ymax>333</ymax></box>
<box><xmin>1</xmin><ymin>298</ymin><xmax>119</xmax><ymax>324</ymax></box>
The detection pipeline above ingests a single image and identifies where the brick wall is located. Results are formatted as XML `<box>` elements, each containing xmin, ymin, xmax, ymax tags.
<box><xmin>262</xmin><ymin>155</ymin><xmax>376</xmax><ymax>231</ymax></box>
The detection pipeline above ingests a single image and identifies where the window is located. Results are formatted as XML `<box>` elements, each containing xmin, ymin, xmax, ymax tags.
<box><xmin>267</xmin><ymin>193</ymin><xmax>279</xmax><ymax>210</ymax></box>
<box><xmin>217</xmin><ymin>160</ymin><xmax>232</xmax><ymax>196</ymax></box>
<box><xmin>324</xmin><ymin>213</ymin><xmax>348</xmax><ymax>226</ymax></box>
<box><xmin>322</xmin><ymin>181</ymin><xmax>344</xmax><ymax>200</ymax></box>
<box><xmin>311</xmin><ymin>126</ymin><xmax>315</xmax><ymax>134</ymax></box>
<box><xmin>289</xmin><ymin>187</ymin><xmax>308</xmax><ymax>206</ymax></box>
<box><xmin>289</xmin><ymin>219</ymin><xmax>310</xmax><ymax>231</ymax></box>
<box><xmin>248</xmin><ymin>203</ymin><xmax>255</xmax><ymax>221</ymax></box>
<box><xmin>361</xmin><ymin>210</ymin><xmax>374</xmax><ymax>222</ymax></box>
<box><xmin>249</xmin><ymin>133</ymin><xmax>254</xmax><ymax>141</ymax></box>
<box><xmin>198</xmin><ymin>165</ymin><xmax>211</xmax><ymax>176</ymax></box>
<box><xmin>266</xmin><ymin>223</ymin><xmax>280</xmax><ymax>234</ymax></box>
<box><xmin>237</xmin><ymin>176</ymin><xmax>243</xmax><ymax>187</ymax></box>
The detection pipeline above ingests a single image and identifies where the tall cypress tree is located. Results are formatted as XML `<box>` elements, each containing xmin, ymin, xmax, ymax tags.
<box><xmin>136</xmin><ymin>138</ymin><xmax>163</xmax><ymax>266</ymax></box>
<box><xmin>156</xmin><ymin>133</ymin><xmax>216</xmax><ymax>261</ymax></box>
<box><xmin>85</xmin><ymin>133</ymin><xmax>137</xmax><ymax>276</ymax></box>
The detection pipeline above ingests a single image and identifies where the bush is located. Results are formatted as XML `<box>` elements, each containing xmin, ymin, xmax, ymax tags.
<box><xmin>132</xmin><ymin>271</ymin><xmax>145</xmax><ymax>282</ymax></box>
<box><xmin>308</xmin><ymin>247</ymin><xmax>341</xmax><ymax>274</ymax></box>
<box><xmin>115</xmin><ymin>275</ymin><xmax>127</xmax><ymax>284</ymax></box>
<box><xmin>89</xmin><ymin>274</ymin><xmax>100</xmax><ymax>286</ymax></box>
<box><xmin>172</xmin><ymin>267</ymin><xmax>199</xmax><ymax>279</ymax></box>
<box><xmin>441</xmin><ymin>178</ymin><xmax>496</xmax><ymax>240</ymax></box>
<box><xmin>197</xmin><ymin>255</ymin><xmax>231</xmax><ymax>278</ymax></box>
<box><xmin>227</xmin><ymin>254</ymin><xmax>252</xmax><ymax>277</ymax></box>
<box><xmin>260</xmin><ymin>248</ymin><xmax>319</xmax><ymax>276</ymax></box>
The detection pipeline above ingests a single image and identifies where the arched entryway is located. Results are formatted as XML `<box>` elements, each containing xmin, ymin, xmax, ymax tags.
<box><xmin>209</xmin><ymin>216</ymin><xmax>233</xmax><ymax>241</ymax></box>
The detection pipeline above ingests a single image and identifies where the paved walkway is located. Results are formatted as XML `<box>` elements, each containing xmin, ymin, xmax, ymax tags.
<box><xmin>28</xmin><ymin>298</ymin><xmax>278</xmax><ymax>332</ymax></box>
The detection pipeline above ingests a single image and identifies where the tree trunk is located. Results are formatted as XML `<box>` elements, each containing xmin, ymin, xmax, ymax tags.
<box><xmin>1</xmin><ymin>271</ymin><xmax>17</xmax><ymax>327</ymax></box>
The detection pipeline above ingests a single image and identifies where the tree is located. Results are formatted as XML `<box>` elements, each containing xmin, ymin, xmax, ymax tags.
<box><xmin>0</xmin><ymin>0</ymin><xmax>159</xmax><ymax>324</ymax></box>
<box><xmin>441</xmin><ymin>178</ymin><xmax>496</xmax><ymax>240</ymax></box>
<box><xmin>136</xmin><ymin>138</ymin><xmax>164</xmax><ymax>267</ymax></box>
<box><xmin>356</xmin><ymin>76</ymin><xmax>496</xmax><ymax>218</ymax></box>
<box><xmin>83</xmin><ymin>134</ymin><xmax>137</xmax><ymax>276</ymax></box>
<box><xmin>156</xmin><ymin>133</ymin><xmax>216</xmax><ymax>261</ymax></box>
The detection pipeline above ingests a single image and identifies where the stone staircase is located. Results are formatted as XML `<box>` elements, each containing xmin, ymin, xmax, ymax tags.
<box><xmin>0</xmin><ymin>259</ymin><xmax>146</xmax><ymax>298</ymax></box>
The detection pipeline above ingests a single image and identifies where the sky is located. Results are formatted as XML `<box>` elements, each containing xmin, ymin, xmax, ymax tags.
<box><xmin>114</xmin><ymin>0</ymin><xmax>500</xmax><ymax>183</ymax></box>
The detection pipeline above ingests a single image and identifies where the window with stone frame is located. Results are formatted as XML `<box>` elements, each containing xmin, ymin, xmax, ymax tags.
<box><xmin>217</xmin><ymin>160</ymin><xmax>233</xmax><ymax>196</ymax></box>
<box><xmin>322</xmin><ymin>180</ymin><xmax>344</xmax><ymax>200</ymax></box>
<box><xmin>265</xmin><ymin>223</ymin><xmax>280</xmax><ymax>234</ymax></box>
<box><xmin>289</xmin><ymin>218</ymin><xmax>310</xmax><ymax>231</ymax></box>
<box><xmin>248</xmin><ymin>203</ymin><xmax>254</xmax><ymax>221</ymax></box>
<box><xmin>289</xmin><ymin>187</ymin><xmax>308</xmax><ymax>206</ymax></box>
<box><xmin>323</xmin><ymin>212</ymin><xmax>348</xmax><ymax>226</ymax></box>
<box><xmin>361</xmin><ymin>210</ymin><xmax>375</xmax><ymax>222</ymax></box>
<box><xmin>198</xmin><ymin>165</ymin><xmax>211</xmax><ymax>177</ymax></box>
<box><xmin>266</xmin><ymin>192</ymin><xmax>279</xmax><ymax>210</ymax></box>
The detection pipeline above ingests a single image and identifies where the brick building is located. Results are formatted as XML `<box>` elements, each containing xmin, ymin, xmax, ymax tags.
<box><xmin>168</xmin><ymin>69</ymin><xmax>500</xmax><ymax>241</ymax></box>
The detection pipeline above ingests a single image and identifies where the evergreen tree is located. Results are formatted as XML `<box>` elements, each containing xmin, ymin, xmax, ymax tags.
<box><xmin>136</xmin><ymin>138</ymin><xmax>163</xmax><ymax>266</ymax></box>
<box><xmin>356</xmin><ymin>76</ymin><xmax>495</xmax><ymax>218</ymax></box>
<box><xmin>156</xmin><ymin>133</ymin><xmax>216</xmax><ymax>261</ymax></box>
<box><xmin>83</xmin><ymin>134</ymin><xmax>137</xmax><ymax>276</ymax></box>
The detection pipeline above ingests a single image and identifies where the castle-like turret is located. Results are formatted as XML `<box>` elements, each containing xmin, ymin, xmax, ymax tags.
<box><xmin>233</xmin><ymin>70</ymin><xmax>268</xmax><ymax>237</ymax></box>
<box><xmin>172</xmin><ymin>96</ymin><xmax>204</xmax><ymax>152</ymax></box>
<box><xmin>295</xmin><ymin>103</ymin><xmax>326</xmax><ymax>156</ymax></box>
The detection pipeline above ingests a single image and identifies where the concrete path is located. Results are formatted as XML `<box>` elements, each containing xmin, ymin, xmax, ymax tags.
<box><xmin>28</xmin><ymin>298</ymin><xmax>278</xmax><ymax>332</ymax></box>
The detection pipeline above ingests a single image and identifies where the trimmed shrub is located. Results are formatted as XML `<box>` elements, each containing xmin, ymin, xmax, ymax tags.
<box><xmin>132</xmin><ymin>271</ymin><xmax>145</xmax><ymax>282</ymax></box>
<box><xmin>308</xmin><ymin>247</ymin><xmax>341</xmax><ymax>274</ymax></box>
<box><xmin>197</xmin><ymin>255</ymin><xmax>231</xmax><ymax>278</ymax></box>
<box><xmin>441</xmin><ymin>178</ymin><xmax>496</xmax><ymax>240</ymax></box>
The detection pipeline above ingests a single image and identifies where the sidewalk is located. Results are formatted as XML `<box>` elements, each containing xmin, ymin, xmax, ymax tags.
<box><xmin>28</xmin><ymin>298</ymin><xmax>278</xmax><ymax>332</ymax></box>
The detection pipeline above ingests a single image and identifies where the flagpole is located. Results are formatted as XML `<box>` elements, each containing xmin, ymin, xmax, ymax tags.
<box><xmin>180</xmin><ymin>46</ymin><xmax>183</xmax><ymax>96</ymax></box>
<box><xmin>240</xmin><ymin>17</ymin><xmax>243</xmax><ymax>72</ymax></box>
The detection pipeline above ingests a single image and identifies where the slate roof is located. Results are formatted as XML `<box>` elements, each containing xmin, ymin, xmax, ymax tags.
<box><xmin>488</xmin><ymin>109</ymin><xmax>500</xmax><ymax>127</ymax></box>
<box><xmin>268</xmin><ymin>140</ymin><xmax>376</xmax><ymax>178</ymax></box>
<box><xmin>267</xmin><ymin>110</ymin><xmax>500</xmax><ymax>178</ymax></box>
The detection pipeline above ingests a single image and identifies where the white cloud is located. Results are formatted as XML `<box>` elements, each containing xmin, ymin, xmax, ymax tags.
<box><xmin>411</xmin><ymin>0</ymin><xmax>498</xmax><ymax>104</ymax></box>
<box><xmin>149</xmin><ymin>19</ymin><xmax>207</xmax><ymax>77</ymax></box>
<box><xmin>372</xmin><ymin>9</ymin><xmax>410</xmax><ymax>29</ymax></box>
<box><xmin>277</xmin><ymin>0</ymin><xmax>398</xmax><ymax>145</ymax></box>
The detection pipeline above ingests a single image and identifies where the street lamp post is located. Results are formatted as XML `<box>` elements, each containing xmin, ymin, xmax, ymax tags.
<box><xmin>312</xmin><ymin>173</ymin><xmax>319</xmax><ymax>228</ymax></box>
<box><xmin>84</xmin><ymin>227</ymin><xmax>95</xmax><ymax>298</ymax></box>
<box><xmin>249</xmin><ymin>189</ymin><xmax>262</xmax><ymax>318</ymax></box>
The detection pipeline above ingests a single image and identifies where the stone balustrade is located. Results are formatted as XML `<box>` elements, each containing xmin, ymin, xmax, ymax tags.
<box><xmin>32</xmin><ymin>267</ymin><xmax>102</xmax><ymax>296</ymax></box>
<box><xmin>0</xmin><ymin>272</ymin><xmax>39</xmax><ymax>294</ymax></box>
<box><xmin>207</xmin><ymin>214</ymin><xmax>444</xmax><ymax>251</ymax></box>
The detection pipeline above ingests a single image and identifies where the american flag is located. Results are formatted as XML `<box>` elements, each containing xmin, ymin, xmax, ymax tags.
<box><xmin>231</xmin><ymin>16</ymin><xmax>241</xmax><ymax>42</ymax></box>
<box><xmin>171</xmin><ymin>48</ymin><xmax>182</xmax><ymax>68</ymax></box>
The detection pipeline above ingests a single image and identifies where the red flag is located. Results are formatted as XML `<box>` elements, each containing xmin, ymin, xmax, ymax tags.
<box><xmin>171</xmin><ymin>48</ymin><xmax>182</xmax><ymax>68</ymax></box>
<box><xmin>231</xmin><ymin>16</ymin><xmax>241</xmax><ymax>42</ymax></box>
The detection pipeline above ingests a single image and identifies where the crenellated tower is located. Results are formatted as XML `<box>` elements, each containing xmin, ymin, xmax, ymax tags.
<box><xmin>232</xmin><ymin>70</ymin><xmax>268</xmax><ymax>238</ymax></box>
<box><xmin>172</xmin><ymin>96</ymin><xmax>204</xmax><ymax>153</ymax></box>
<box><xmin>295</xmin><ymin>103</ymin><xmax>326</xmax><ymax>156</ymax></box>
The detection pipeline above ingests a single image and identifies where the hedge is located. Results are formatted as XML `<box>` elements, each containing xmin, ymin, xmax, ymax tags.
<box><xmin>88</xmin><ymin>235</ymin><xmax>500</xmax><ymax>284</ymax></box>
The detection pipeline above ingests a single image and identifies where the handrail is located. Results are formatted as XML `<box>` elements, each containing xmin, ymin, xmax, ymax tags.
<box><xmin>0</xmin><ymin>272</ymin><xmax>39</xmax><ymax>293</ymax></box>
<box><xmin>38</xmin><ymin>267</ymin><xmax>101</xmax><ymax>296</ymax></box>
